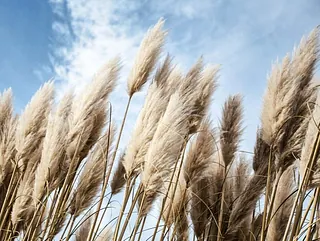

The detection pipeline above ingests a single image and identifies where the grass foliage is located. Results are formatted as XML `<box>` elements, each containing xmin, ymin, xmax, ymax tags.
<box><xmin>0</xmin><ymin>19</ymin><xmax>320</xmax><ymax>241</ymax></box>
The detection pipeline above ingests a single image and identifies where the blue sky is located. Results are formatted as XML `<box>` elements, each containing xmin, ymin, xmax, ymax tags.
<box><xmin>1</xmin><ymin>0</ymin><xmax>320</xmax><ymax>153</ymax></box>
<box><xmin>0</xmin><ymin>0</ymin><xmax>53</xmax><ymax>110</ymax></box>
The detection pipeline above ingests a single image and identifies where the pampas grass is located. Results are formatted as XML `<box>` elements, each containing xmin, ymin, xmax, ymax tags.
<box><xmin>300</xmin><ymin>91</ymin><xmax>320</xmax><ymax>186</ymax></box>
<box><xmin>75</xmin><ymin>216</ymin><xmax>91</xmax><ymax>241</ymax></box>
<box><xmin>122</xmin><ymin>58</ymin><xmax>174</xmax><ymax>180</ymax></box>
<box><xmin>15</xmin><ymin>81</ymin><xmax>54</xmax><ymax>171</ymax></box>
<box><xmin>140</xmin><ymin>92</ymin><xmax>190</xmax><ymax>216</ymax></box>
<box><xmin>0</xmin><ymin>89</ymin><xmax>16</xmax><ymax>185</ymax></box>
<box><xmin>110</xmin><ymin>152</ymin><xmax>126</xmax><ymax>195</ymax></box>
<box><xmin>220</xmin><ymin>95</ymin><xmax>243</xmax><ymax>167</ymax></box>
<box><xmin>69</xmin><ymin>124</ymin><xmax>115</xmax><ymax>217</ymax></box>
<box><xmin>0</xmin><ymin>20</ymin><xmax>319</xmax><ymax>241</ymax></box>
<box><xmin>184</xmin><ymin>118</ymin><xmax>216</xmax><ymax>186</ymax></box>
<box><xmin>127</xmin><ymin>19</ymin><xmax>167</xmax><ymax>96</ymax></box>
<box><xmin>33</xmin><ymin>91</ymin><xmax>73</xmax><ymax>201</ymax></box>
<box><xmin>266</xmin><ymin>167</ymin><xmax>295</xmax><ymax>241</ymax></box>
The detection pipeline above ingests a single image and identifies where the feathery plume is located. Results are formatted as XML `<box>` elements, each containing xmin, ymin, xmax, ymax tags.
<box><xmin>185</xmin><ymin>124</ymin><xmax>220</xmax><ymax>239</ymax></box>
<box><xmin>127</xmin><ymin>18</ymin><xmax>167</xmax><ymax>96</ymax></box>
<box><xmin>189</xmin><ymin>65</ymin><xmax>219</xmax><ymax>133</ymax></box>
<box><xmin>10</xmin><ymin>144</ymin><xmax>43</xmax><ymax>232</ymax></box>
<box><xmin>190</xmin><ymin>177</ymin><xmax>214</xmax><ymax>239</ymax></box>
<box><xmin>164</xmin><ymin>67</ymin><xmax>183</xmax><ymax>96</ymax></box>
<box><xmin>163</xmin><ymin>167</ymin><xmax>185</xmax><ymax>224</ymax></box>
<box><xmin>66</xmin><ymin>57</ymin><xmax>120</xmax><ymax>161</ymax></box>
<box><xmin>206</xmin><ymin>154</ymin><xmax>235</xmax><ymax>239</ymax></box>
<box><xmin>140</xmin><ymin>92</ymin><xmax>190</xmax><ymax>215</ymax></box>
<box><xmin>111</xmin><ymin>152</ymin><xmax>126</xmax><ymax>194</ymax></box>
<box><xmin>0</xmin><ymin>89</ymin><xmax>13</xmax><ymax>134</ymax></box>
<box><xmin>261</xmin><ymin>28</ymin><xmax>319</xmax><ymax>172</ymax></box>
<box><xmin>228</xmin><ymin>160</ymin><xmax>269</xmax><ymax>235</ymax></box>
<box><xmin>179</xmin><ymin>58</ymin><xmax>203</xmax><ymax>99</ymax></box>
<box><xmin>252</xmin><ymin>129</ymin><xmax>271</xmax><ymax>172</ymax></box>
<box><xmin>122</xmin><ymin>84</ymin><xmax>166</xmax><ymax>177</ymax></box>
<box><xmin>15</xmin><ymin>81</ymin><xmax>54</xmax><ymax>171</ymax></box>
<box><xmin>154</xmin><ymin>54</ymin><xmax>174</xmax><ymax>89</ymax></box>
<box><xmin>232</xmin><ymin>155</ymin><xmax>250</xmax><ymax>201</ymax></box>
<box><xmin>0</xmin><ymin>89</ymin><xmax>16</xmax><ymax>184</ymax></box>
<box><xmin>123</xmin><ymin>58</ymin><xmax>173</xmax><ymax>178</ymax></box>
<box><xmin>267</xmin><ymin>167</ymin><xmax>295</xmax><ymax>241</ymax></box>
<box><xmin>78</xmin><ymin>102</ymin><xmax>108</xmax><ymax>161</ymax></box>
<box><xmin>74</xmin><ymin>57</ymin><xmax>120</xmax><ymax>118</ymax></box>
<box><xmin>0</xmin><ymin>117</ymin><xmax>17</xmax><ymax>185</ymax></box>
<box><xmin>69</xmin><ymin>124</ymin><xmax>115</xmax><ymax>217</ymax></box>
<box><xmin>228</xmin><ymin>126</ymin><xmax>272</xmax><ymax>236</ymax></box>
<box><xmin>11</xmin><ymin>154</ymin><xmax>39</xmax><ymax>228</ymax></box>
<box><xmin>33</xmin><ymin>92</ymin><xmax>73</xmax><ymax>201</ymax></box>
<box><xmin>226</xmin><ymin>156</ymin><xmax>251</xmax><ymax>239</ymax></box>
<box><xmin>300</xmin><ymin>91</ymin><xmax>320</xmax><ymax>187</ymax></box>
<box><xmin>184</xmin><ymin>118</ymin><xmax>216</xmax><ymax>185</ymax></box>
<box><xmin>179</xmin><ymin>58</ymin><xmax>204</xmax><ymax>130</ymax></box>
<box><xmin>220</xmin><ymin>95</ymin><xmax>244</xmax><ymax>167</ymax></box>
<box><xmin>76</xmin><ymin>215</ymin><xmax>92</xmax><ymax>241</ymax></box>
<box><xmin>260</xmin><ymin>55</ymin><xmax>291</xmax><ymax>146</ymax></box>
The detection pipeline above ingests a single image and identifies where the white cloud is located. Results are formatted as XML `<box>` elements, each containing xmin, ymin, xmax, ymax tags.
<box><xmin>50</xmin><ymin>0</ymin><xmax>139</xmax><ymax>89</ymax></box>
<box><xmin>149</xmin><ymin>0</ymin><xmax>218</xmax><ymax>19</ymax></box>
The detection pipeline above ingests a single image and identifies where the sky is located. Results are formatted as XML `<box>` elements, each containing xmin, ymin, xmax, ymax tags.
<box><xmin>1</xmin><ymin>0</ymin><xmax>319</xmax><ymax>239</ymax></box>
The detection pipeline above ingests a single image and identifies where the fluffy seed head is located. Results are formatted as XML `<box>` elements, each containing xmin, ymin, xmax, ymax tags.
<box><xmin>188</xmin><ymin>65</ymin><xmax>219</xmax><ymax>133</ymax></box>
<box><xmin>123</xmin><ymin>82</ymin><xmax>168</xmax><ymax>177</ymax></box>
<box><xmin>261</xmin><ymin>28</ymin><xmax>318</xmax><ymax>172</ymax></box>
<box><xmin>111</xmin><ymin>152</ymin><xmax>126</xmax><ymax>194</ymax></box>
<box><xmin>184</xmin><ymin>118</ymin><xmax>216</xmax><ymax>185</ymax></box>
<box><xmin>300</xmin><ymin>91</ymin><xmax>320</xmax><ymax>186</ymax></box>
<box><xmin>15</xmin><ymin>81</ymin><xmax>54</xmax><ymax>170</ymax></box>
<box><xmin>70</xmin><ymin>124</ymin><xmax>115</xmax><ymax>217</ymax></box>
<box><xmin>140</xmin><ymin>92</ymin><xmax>190</xmax><ymax>215</ymax></box>
<box><xmin>66</xmin><ymin>58</ymin><xmax>120</xmax><ymax>161</ymax></box>
<box><xmin>0</xmin><ymin>89</ymin><xmax>16</xmax><ymax>184</ymax></box>
<box><xmin>75</xmin><ymin>216</ymin><xmax>92</xmax><ymax>241</ymax></box>
<box><xmin>127</xmin><ymin>19</ymin><xmax>167</xmax><ymax>96</ymax></box>
<box><xmin>33</xmin><ymin>92</ymin><xmax>73</xmax><ymax>201</ymax></box>
<box><xmin>220</xmin><ymin>94</ymin><xmax>244</xmax><ymax>167</ymax></box>
<box><xmin>267</xmin><ymin>167</ymin><xmax>295</xmax><ymax>241</ymax></box>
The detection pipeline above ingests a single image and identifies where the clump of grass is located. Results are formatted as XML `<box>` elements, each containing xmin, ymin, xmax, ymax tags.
<box><xmin>0</xmin><ymin>20</ymin><xmax>319</xmax><ymax>241</ymax></box>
